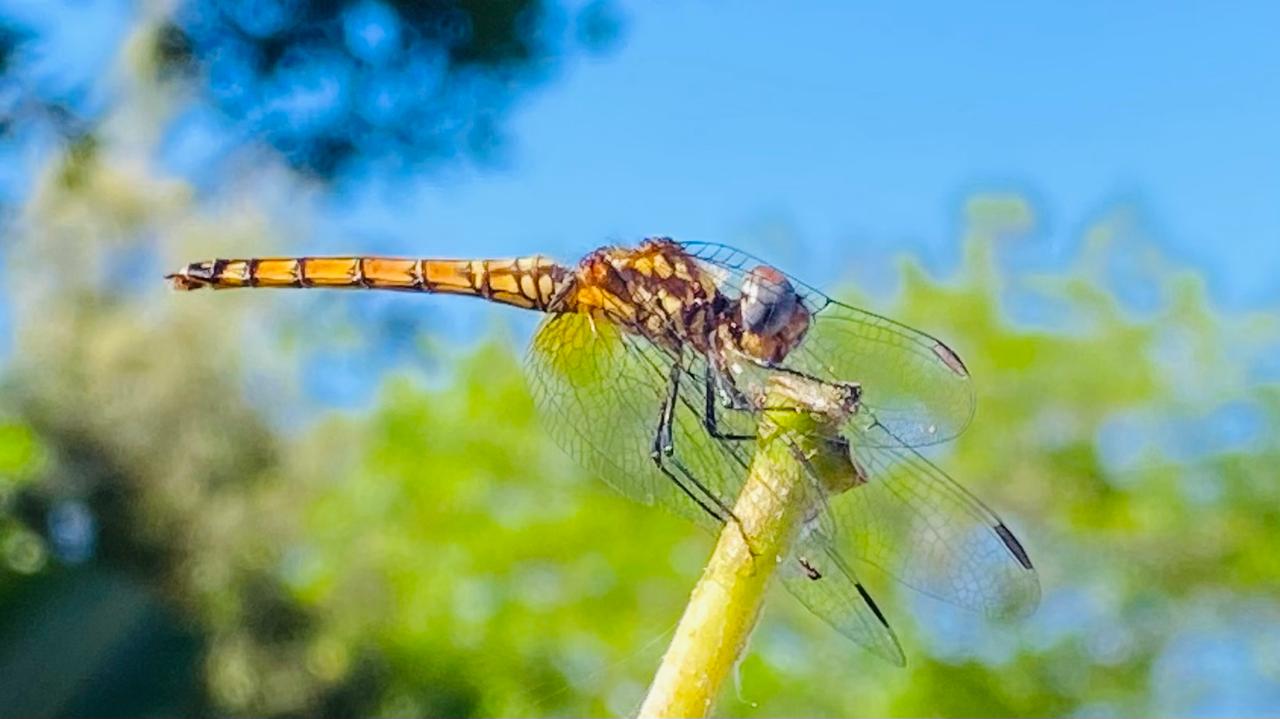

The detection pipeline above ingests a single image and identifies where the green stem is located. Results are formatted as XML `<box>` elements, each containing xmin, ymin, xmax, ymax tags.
<box><xmin>637</xmin><ymin>375</ymin><xmax>857</xmax><ymax>718</ymax></box>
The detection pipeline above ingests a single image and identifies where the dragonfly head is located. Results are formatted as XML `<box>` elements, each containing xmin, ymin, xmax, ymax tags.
<box><xmin>736</xmin><ymin>265</ymin><xmax>811</xmax><ymax>363</ymax></box>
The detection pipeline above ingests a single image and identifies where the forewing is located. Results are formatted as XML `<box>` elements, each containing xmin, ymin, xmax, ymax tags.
<box><xmin>679</xmin><ymin>242</ymin><xmax>831</xmax><ymax>310</ymax></box>
<box><xmin>794</xmin><ymin>302</ymin><xmax>975</xmax><ymax>446</ymax></box>
<box><xmin>526</xmin><ymin>312</ymin><xmax>752</xmax><ymax>529</ymax></box>
<box><xmin>681</xmin><ymin>241</ymin><xmax>976</xmax><ymax>447</ymax></box>
<box><xmin>830</xmin><ymin>415</ymin><xmax>1040</xmax><ymax>618</ymax></box>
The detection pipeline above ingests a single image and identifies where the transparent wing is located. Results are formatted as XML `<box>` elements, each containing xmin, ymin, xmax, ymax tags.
<box><xmin>780</xmin><ymin>530</ymin><xmax>906</xmax><ymax>666</ymax></box>
<box><xmin>679</xmin><ymin>241</ymin><xmax>832</xmax><ymax>309</ymax></box>
<box><xmin>526</xmin><ymin>312</ymin><xmax>752</xmax><ymax>529</ymax></box>
<box><xmin>528</xmin><ymin>312</ymin><xmax>913</xmax><ymax>662</ymax></box>
<box><xmin>830</xmin><ymin>414</ymin><xmax>1040</xmax><ymax>618</ymax></box>
<box><xmin>789</xmin><ymin>302</ymin><xmax>975</xmax><ymax>447</ymax></box>
<box><xmin>681</xmin><ymin>241</ymin><xmax>976</xmax><ymax>447</ymax></box>
<box><xmin>527</xmin><ymin>307</ymin><xmax>1036</xmax><ymax>661</ymax></box>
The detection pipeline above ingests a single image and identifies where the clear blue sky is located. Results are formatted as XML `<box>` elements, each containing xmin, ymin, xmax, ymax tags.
<box><xmin>5</xmin><ymin>0</ymin><xmax>1278</xmax><ymax>309</ymax></box>
<box><xmin>319</xmin><ymin>1</ymin><xmax>1280</xmax><ymax>311</ymax></box>
<box><xmin>7</xmin><ymin>0</ymin><xmax>1278</xmax><ymax>407</ymax></box>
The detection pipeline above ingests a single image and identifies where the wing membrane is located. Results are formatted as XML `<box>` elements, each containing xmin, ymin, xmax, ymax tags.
<box><xmin>780</xmin><ymin>532</ymin><xmax>906</xmax><ymax>666</ymax></box>
<box><xmin>526</xmin><ymin>312</ymin><xmax>750</xmax><ymax>529</ymax></box>
<box><xmin>527</xmin><ymin>246</ymin><xmax>1037</xmax><ymax>662</ymax></box>
<box><xmin>791</xmin><ymin>301</ymin><xmax>975</xmax><ymax>447</ymax></box>
<box><xmin>527</xmin><ymin>313</ymin><xmax>920</xmax><ymax>661</ymax></box>
<box><xmin>682</xmin><ymin>241</ymin><xmax>976</xmax><ymax>447</ymax></box>
<box><xmin>830</xmin><ymin>415</ymin><xmax>1040</xmax><ymax>618</ymax></box>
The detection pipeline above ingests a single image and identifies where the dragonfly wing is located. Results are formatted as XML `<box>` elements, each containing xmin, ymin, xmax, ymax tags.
<box><xmin>829</xmin><ymin>415</ymin><xmax>1040</xmax><ymax>618</ymax></box>
<box><xmin>679</xmin><ymin>241</ymin><xmax>832</xmax><ymax>310</ymax></box>
<box><xmin>680</xmin><ymin>241</ymin><xmax>975</xmax><ymax>447</ymax></box>
<box><xmin>780</xmin><ymin>530</ymin><xmax>906</xmax><ymax>666</ymax></box>
<box><xmin>526</xmin><ymin>312</ymin><xmax>752</xmax><ymax>529</ymax></box>
<box><xmin>789</xmin><ymin>300</ymin><xmax>976</xmax><ymax>447</ymax></box>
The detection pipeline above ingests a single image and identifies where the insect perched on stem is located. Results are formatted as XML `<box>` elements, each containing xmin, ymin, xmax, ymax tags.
<box><xmin>170</xmin><ymin>236</ymin><xmax>1040</xmax><ymax>665</ymax></box>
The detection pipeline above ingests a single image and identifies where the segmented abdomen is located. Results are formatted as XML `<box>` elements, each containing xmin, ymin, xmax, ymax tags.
<box><xmin>168</xmin><ymin>256</ymin><xmax>569</xmax><ymax>311</ymax></box>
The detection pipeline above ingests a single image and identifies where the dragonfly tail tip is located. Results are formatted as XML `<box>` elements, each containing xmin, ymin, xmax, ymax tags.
<box><xmin>166</xmin><ymin>272</ymin><xmax>204</xmax><ymax>291</ymax></box>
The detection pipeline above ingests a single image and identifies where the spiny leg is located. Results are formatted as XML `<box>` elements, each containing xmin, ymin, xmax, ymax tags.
<box><xmin>705</xmin><ymin>364</ymin><xmax>848</xmax><ymax>561</ymax></box>
<box><xmin>650</xmin><ymin>356</ymin><xmax>728</xmax><ymax>523</ymax></box>
<box><xmin>702</xmin><ymin>363</ymin><xmax>755</xmax><ymax>441</ymax></box>
<box><xmin>651</xmin><ymin>356</ymin><xmax>755</xmax><ymax>553</ymax></box>
<box><xmin>703</xmin><ymin>362</ymin><xmax>827</xmax><ymax>436</ymax></box>
<box><xmin>756</xmin><ymin>358</ymin><xmax>862</xmax><ymax>401</ymax></box>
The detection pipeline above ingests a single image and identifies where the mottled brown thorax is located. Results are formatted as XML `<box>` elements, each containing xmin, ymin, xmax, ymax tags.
<box><xmin>560</xmin><ymin>238</ymin><xmax>723</xmax><ymax>353</ymax></box>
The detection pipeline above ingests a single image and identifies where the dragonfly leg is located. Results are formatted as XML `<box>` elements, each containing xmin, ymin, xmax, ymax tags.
<box><xmin>702</xmin><ymin>365</ymin><xmax>755</xmax><ymax>442</ymax></box>
<box><xmin>755</xmin><ymin>359</ymin><xmax>863</xmax><ymax>401</ymax></box>
<box><xmin>669</xmin><ymin>453</ymin><xmax>761</xmax><ymax>560</ymax></box>
<box><xmin>650</xmin><ymin>358</ymin><xmax>726</xmax><ymax>523</ymax></box>
<box><xmin>705</xmin><ymin>362</ymin><xmax>838</xmax><ymax>423</ymax></box>
<box><xmin>701</xmin><ymin>362</ymin><xmax>840</xmax><ymax>536</ymax></box>
<box><xmin>651</xmin><ymin>358</ymin><xmax>756</xmax><ymax>554</ymax></box>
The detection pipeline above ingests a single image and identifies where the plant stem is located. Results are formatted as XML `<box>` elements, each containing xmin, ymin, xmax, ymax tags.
<box><xmin>637</xmin><ymin>375</ymin><xmax>857</xmax><ymax>718</ymax></box>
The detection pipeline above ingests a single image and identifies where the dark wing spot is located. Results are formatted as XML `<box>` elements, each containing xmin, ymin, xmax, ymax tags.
<box><xmin>855</xmin><ymin>582</ymin><xmax>892</xmax><ymax>629</ymax></box>
<box><xmin>994</xmin><ymin>522</ymin><xmax>1034</xmax><ymax>570</ymax></box>
<box><xmin>932</xmin><ymin>340</ymin><xmax>970</xmax><ymax>377</ymax></box>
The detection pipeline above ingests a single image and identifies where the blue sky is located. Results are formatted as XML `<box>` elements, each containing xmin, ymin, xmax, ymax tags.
<box><xmin>321</xmin><ymin>1</ymin><xmax>1280</xmax><ymax>309</ymax></box>
<box><xmin>6</xmin><ymin>0</ymin><xmax>1278</xmax><ymax>408</ymax></box>
<box><xmin>5</xmin><ymin>0</ymin><xmax>1277</xmax><ymax>310</ymax></box>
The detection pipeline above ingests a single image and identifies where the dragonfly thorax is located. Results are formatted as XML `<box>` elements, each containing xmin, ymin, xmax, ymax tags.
<box><xmin>563</xmin><ymin>239</ymin><xmax>814</xmax><ymax>365</ymax></box>
<box><xmin>563</xmin><ymin>238</ymin><xmax>723</xmax><ymax>353</ymax></box>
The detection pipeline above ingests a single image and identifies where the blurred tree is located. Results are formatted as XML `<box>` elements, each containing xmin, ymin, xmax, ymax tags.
<box><xmin>1</xmin><ymin>0</ymin><xmax>624</xmax><ymax>186</ymax></box>
<box><xmin>0</xmin><ymin>11</ymin><xmax>113</xmax><ymax>146</ymax></box>
<box><xmin>0</xmin><ymin>2</ymin><xmax>622</xmax><ymax>713</ymax></box>
<box><xmin>151</xmin><ymin>0</ymin><xmax>623</xmax><ymax>178</ymax></box>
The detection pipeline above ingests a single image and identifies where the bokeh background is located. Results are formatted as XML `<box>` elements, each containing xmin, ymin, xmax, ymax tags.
<box><xmin>1</xmin><ymin>1</ymin><xmax>1278</xmax><ymax>716</ymax></box>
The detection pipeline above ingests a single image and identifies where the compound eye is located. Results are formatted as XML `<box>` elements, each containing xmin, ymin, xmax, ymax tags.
<box><xmin>740</xmin><ymin>265</ymin><xmax>799</xmax><ymax>336</ymax></box>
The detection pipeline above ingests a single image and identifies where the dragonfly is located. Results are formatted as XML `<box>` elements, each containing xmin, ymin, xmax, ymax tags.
<box><xmin>168</xmin><ymin>237</ymin><xmax>1039</xmax><ymax>665</ymax></box>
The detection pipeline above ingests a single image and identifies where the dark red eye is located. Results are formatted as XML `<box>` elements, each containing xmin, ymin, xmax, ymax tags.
<box><xmin>740</xmin><ymin>265</ymin><xmax>799</xmax><ymax>335</ymax></box>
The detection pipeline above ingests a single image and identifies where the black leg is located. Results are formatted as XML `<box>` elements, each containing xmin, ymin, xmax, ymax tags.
<box><xmin>755</xmin><ymin>359</ymin><xmax>862</xmax><ymax>399</ymax></box>
<box><xmin>703</xmin><ymin>365</ymin><xmax>755</xmax><ymax>441</ymax></box>
<box><xmin>705</xmin><ymin>362</ymin><xmax>828</xmax><ymax>429</ymax></box>
<box><xmin>653</xmin><ymin>458</ymin><xmax>728</xmax><ymax>525</ymax></box>
<box><xmin>650</xmin><ymin>359</ymin><xmax>756</xmax><ymax>553</ymax></box>
<box><xmin>651</xmin><ymin>357</ymin><xmax>731</xmax><ymax>525</ymax></box>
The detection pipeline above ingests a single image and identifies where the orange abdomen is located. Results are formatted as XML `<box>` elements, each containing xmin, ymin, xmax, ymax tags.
<box><xmin>168</xmin><ymin>256</ymin><xmax>569</xmax><ymax>312</ymax></box>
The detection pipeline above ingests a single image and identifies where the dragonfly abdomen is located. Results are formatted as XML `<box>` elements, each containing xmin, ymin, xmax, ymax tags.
<box><xmin>168</xmin><ymin>256</ymin><xmax>569</xmax><ymax>311</ymax></box>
